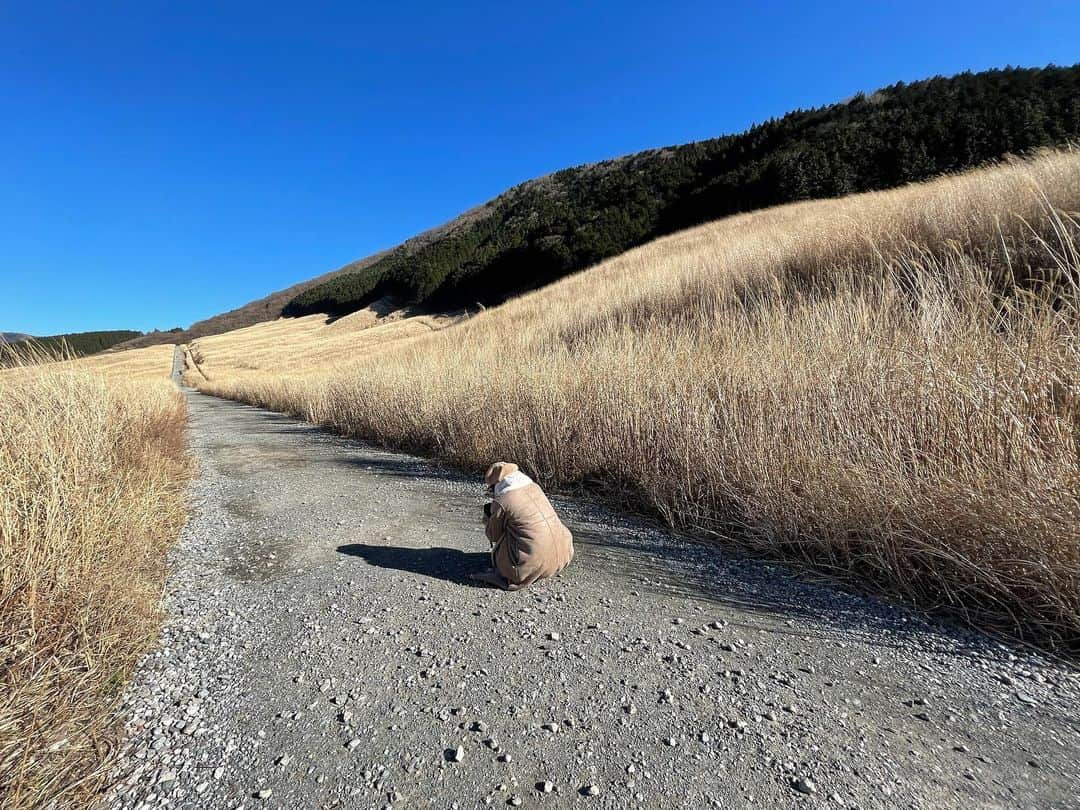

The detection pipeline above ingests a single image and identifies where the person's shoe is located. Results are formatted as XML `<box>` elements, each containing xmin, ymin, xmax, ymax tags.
<box><xmin>468</xmin><ymin>568</ymin><xmax>508</xmax><ymax>589</ymax></box>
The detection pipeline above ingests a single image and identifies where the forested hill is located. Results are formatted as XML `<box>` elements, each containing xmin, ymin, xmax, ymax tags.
<box><xmin>1</xmin><ymin>330</ymin><xmax>145</xmax><ymax>362</ymax></box>
<box><xmin>284</xmin><ymin>64</ymin><xmax>1080</xmax><ymax>317</ymax></box>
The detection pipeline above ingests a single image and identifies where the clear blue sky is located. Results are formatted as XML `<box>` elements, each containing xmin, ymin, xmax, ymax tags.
<box><xmin>2</xmin><ymin>1</ymin><xmax>1077</xmax><ymax>335</ymax></box>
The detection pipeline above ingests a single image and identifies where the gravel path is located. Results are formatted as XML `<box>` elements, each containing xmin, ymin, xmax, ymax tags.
<box><xmin>170</xmin><ymin>346</ymin><xmax>185</xmax><ymax>381</ymax></box>
<box><xmin>106</xmin><ymin>391</ymin><xmax>1080</xmax><ymax>809</ymax></box>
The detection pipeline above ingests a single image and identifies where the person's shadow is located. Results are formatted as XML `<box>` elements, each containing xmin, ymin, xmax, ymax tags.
<box><xmin>337</xmin><ymin>543</ymin><xmax>490</xmax><ymax>586</ymax></box>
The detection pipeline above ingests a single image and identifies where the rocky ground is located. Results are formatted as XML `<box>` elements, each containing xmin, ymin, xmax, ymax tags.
<box><xmin>104</xmin><ymin>391</ymin><xmax>1080</xmax><ymax>809</ymax></box>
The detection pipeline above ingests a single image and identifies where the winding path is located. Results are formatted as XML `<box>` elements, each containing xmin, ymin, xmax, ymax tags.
<box><xmin>106</xmin><ymin>390</ymin><xmax>1080</xmax><ymax>809</ymax></box>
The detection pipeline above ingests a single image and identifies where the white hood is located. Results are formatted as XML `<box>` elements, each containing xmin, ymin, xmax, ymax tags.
<box><xmin>493</xmin><ymin>470</ymin><xmax>533</xmax><ymax>496</ymax></box>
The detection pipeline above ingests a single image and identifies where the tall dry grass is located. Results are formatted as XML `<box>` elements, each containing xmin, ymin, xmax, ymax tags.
<box><xmin>75</xmin><ymin>343</ymin><xmax>179</xmax><ymax>383</ymax></box>
<box><xmin>192</xmin><ymin>150</ymin><xmax>1080</xmax><ymax>647</ymax></box>
<box><xmin>0</xmin><ymin>356</ymin><xmax>190</xmax><ymax>807</ymax></box>
<box><xmin>189</xmin><ymin>304</ymin><xmax>463</xmax><ymax>417</ymax></box>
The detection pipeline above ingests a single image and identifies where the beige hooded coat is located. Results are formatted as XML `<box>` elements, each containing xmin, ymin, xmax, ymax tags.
<box><xmin>483</xmin><ymin>463</ymin><xmax>574</xmax><ymax>589</ymax></box>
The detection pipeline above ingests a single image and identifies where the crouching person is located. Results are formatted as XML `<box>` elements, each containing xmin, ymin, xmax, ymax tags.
<box><xmin>470</xmin><ymin>461</ymin><xmax>574</xmax><ymax>590</ymax></box>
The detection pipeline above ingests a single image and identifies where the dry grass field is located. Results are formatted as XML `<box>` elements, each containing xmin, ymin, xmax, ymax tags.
<box><xmin>187</xmin><ymin>149</ymin><xmax>1080</xmax><ymax>647</ymax></box>
<box><xmin>0</xmin><ymin>355</ymin><xmax>190</xmax><ymax>807</ymax></box>
<box><xmin>75</xmin><ymin>344</ymin><xmax>178</xmax><ymax>382</ymax></box>
<box><xmin>188</xmin><ymin>302</ymin><xmax>463</xmax><ymax>415</ymax></box>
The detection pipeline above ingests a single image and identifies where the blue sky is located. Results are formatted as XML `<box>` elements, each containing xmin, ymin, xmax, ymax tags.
<box><xmin>2</xmin><ymin>1</ymin><xmax>1078</xmax><ymax>335</ymax></box>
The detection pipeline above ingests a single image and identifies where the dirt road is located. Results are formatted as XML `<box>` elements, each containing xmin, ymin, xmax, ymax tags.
<box><xmin>106</xmin><ymin>390</ymin><xmax>1080</xmax><ymax>809</ymax></box>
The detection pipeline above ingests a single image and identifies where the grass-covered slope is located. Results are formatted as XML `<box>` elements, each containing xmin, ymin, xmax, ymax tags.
<box><xmin>192</xmin><ymin>149</ymin><xmax>1080</xmax><ymax>648</ymax></box>
<box><xmin>285</xmin><ymin>64</ymin><xmax>1080</xmax><ymax>317</ymax></box>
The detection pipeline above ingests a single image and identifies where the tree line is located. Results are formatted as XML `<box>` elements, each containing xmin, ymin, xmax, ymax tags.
<box><xmin>1</xmin><ymin>330</ymin><xmax>144</xmax><ymax>364</ymax></box>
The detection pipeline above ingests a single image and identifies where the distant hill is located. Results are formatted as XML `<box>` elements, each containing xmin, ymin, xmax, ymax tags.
<box><xmin>2</xmin><ymin>330</ymin><xmax>145</xmax><ymax>361</ymax></box>
<box><xmin>118</xmin><ymin>63</ymin><xmax>1080</xmax><ymax>345</ymax></box>
<box><xmin>0</xmin><ymin>332</ymin><xmax>30</xmax><ymax>344</ymax></box>
<box><xmin>110</xmin><ymin>248</ymin><xmax>394</xmax><ymax>351</ymax></box>
<box><xmin>111</xmin><ymin>211</ymin><xmax>494</xmax><ymax>351</ymax></box>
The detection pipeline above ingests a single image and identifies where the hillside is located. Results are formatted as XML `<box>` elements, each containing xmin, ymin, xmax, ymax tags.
<box><xmin>171</xmin><ymin>148</ymin><xmax>1080</xmax><ymax>647</ymax></box>
<box><xmin>110</xmin><ymin>193</ymin><xmax>510</xmax><ymax>352</ymax></box>
<box><xmin>0</xmin><ymin>333</ymin><xmax>30</xmax><ymax>344</ymax></box>
<box><xmin>284</xmin><ymin>64</ymin><xmax>1080</xmax><ymax>317</ymax></box>
<box><xmin>116</xmin><ymin>64</ymin><xmax>1080</xmax><ymax>349</ymax></box>
<box><xmin>110</xmin><ymin>214</ymin><xmax>494</xmax><ymax>352</ymax></box>
<box><xmin>108</xmin><ymin>257</ymin><xmax>388</xmax><ymax>352</ymax></box>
